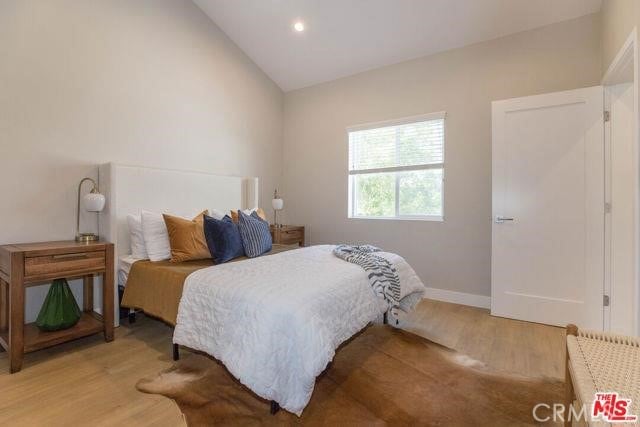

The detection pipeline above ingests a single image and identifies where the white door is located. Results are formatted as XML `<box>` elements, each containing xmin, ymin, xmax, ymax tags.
<box><xmin>492</xmin><ymin>86</ymin><xmax>604</xmax><ymax>329</ymax></box>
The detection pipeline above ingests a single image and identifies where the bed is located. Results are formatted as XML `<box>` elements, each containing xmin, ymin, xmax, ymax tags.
<box><xmin>97</xmin><ymin>163</ymin><xmax>426</xmax><ymax>416</ymax></box>
<box><xmin>174</xmin><ymin>244</ymin><xmax>425</xmax><ymax>415</ymax></box>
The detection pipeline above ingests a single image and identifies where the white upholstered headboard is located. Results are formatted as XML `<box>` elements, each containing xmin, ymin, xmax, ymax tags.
<box><xmin>97</xmin><ymin>162</ymin><xmax>259</xmax><ymax>326</ymax></box>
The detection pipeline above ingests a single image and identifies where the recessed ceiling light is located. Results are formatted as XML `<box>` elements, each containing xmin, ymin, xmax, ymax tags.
<box><xmin>293</xmin><ymin>21</ymin><xmax>305</xmax><ymax>32</ymax></box>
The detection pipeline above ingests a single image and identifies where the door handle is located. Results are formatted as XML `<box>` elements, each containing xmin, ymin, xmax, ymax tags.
<box><xmin>495</xmin><ymin>216</ymin><xmax>515</xmax><ymax>223</ymax></box>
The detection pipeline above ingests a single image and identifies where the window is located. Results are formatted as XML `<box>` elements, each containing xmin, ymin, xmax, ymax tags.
<box><xmin>348</xmin><ymin>112</ymin><xmax>445</xmax><ymax>220</ymax></box>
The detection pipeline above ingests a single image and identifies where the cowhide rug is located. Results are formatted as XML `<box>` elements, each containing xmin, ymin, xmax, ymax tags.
<box><xmin>137</xmin><ymin>325</ymin><xmax>563</xmax><ymax>426</ymax></box>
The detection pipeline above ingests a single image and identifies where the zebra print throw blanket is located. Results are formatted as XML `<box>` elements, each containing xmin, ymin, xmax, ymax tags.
<box><xmin>333</xmin><ymin>244</ymin><xmax>400</xmax><ymax>309</ymax></box>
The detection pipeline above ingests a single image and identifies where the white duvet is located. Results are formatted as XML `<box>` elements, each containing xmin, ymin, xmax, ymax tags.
<box><xmin>173</xmin><ymin>245</ymin><xmax>426</xmax><ymax>415</ymax></box>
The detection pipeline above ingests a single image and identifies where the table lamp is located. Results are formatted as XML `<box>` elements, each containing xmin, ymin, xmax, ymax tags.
<box><xmin>272</xmin><ymin>189</ymin><xmax>284</xmax><ymax>228</ymax></box>
<box><xmin>76</xmin><ymin>177</ymin><xmax>106</xmax><ymax>243</ymax></box>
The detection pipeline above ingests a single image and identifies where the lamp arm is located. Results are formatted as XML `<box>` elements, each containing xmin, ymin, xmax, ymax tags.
<box><xmin>77</xmin><ymin>177</ymin><xmax>98</xmax><ymax>236</ymax></box>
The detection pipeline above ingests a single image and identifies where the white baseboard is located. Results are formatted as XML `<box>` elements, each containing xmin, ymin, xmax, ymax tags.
<box><xmin>423</xmin><ymin>287</ymin><xmax>491</xmax><ymax>309</ymax></box>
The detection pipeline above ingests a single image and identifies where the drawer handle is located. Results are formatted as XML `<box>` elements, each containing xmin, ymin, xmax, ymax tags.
<box><xmin>52</xmin><ymin>253</ymin><xmax>89</xmax><ymax>260</ymax></box>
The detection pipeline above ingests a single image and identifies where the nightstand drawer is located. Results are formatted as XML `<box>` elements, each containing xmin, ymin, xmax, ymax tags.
<box><xmin>270</xmin><ymin>225</ymin><xmax>305</xmax><ymax>246</ymax></box>
<box><xmin>279</xmin><ymin>229</ymin><xmax>303</xmax><ymax>243</ymax></box>
<box><xmin>24</xmin><ymin>251</ymin><xmax>105</xmax><ymax>280</ymax></box>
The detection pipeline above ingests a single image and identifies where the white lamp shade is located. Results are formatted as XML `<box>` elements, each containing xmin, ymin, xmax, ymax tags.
<box><xmin>83</xmin><ymin>192</ymin><xmax>106</xmax><ymax>212</ymax></box>
<box><xmin>272</xmin><ymin>198</ymin><xmax>284</xmax><ymax>211</ymax></box>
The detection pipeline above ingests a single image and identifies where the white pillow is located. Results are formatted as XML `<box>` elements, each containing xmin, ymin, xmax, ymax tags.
<box><xmin>210</xmin><ymin>209</ymin><xmax>226</xmax><ymax>220</ymax></box>
<box><xmin>141</xmin><ymin>211</ymin><xmax>171</xmax><ymax>262</ymax></box>
<box><xmin>126</xmin><ymin>214</ymin><xmax>148</xmax><ymax>259</ymax></box>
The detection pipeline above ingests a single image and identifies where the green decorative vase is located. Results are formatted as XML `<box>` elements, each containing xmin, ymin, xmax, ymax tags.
<box><xmin>36</xmin><ymin>278</ymin><xmax>82</xmax><ymax>331</ymax></box>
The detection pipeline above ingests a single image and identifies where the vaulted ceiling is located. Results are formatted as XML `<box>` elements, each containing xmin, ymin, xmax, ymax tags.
<box><xmin>194</xmin><ymin>0</ymin><xmax>602</xmax><ymax>91</ymax></box>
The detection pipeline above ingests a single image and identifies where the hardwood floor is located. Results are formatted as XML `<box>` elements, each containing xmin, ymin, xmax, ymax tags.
<box><xmin>0</xmin><ymin>299</ymin><xmax>566</xmax><ymax>426</ymax></box>
<box><xmin>0</xmin><ymin>315</ymin><xmax>185</xmax><ymax>427</ymax></box>
<box><xmin>400</xmin><ymin>299</ymin><xmax>566</xmax><ymax>379</ymax></box>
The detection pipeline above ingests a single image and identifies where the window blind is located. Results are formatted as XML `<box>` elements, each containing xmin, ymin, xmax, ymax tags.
<box><xmin>349</xmin><ymin>118</ymin><xmax>444</xmax><ymax>172</ymax></box>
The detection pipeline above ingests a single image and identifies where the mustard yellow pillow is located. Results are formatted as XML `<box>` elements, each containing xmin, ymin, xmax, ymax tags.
<box><xmin>163</xmin><ymin>211</ymin><xmax>210</xmax><ymax>262</ymax></box>
<box><xmin>230</xmin><ymin>208</ymin><xmax>267</xmax><ymax>223</ymax></box>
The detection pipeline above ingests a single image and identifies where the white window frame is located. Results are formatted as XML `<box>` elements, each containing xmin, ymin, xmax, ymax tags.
<box><xmin>347</xmin><ymin>111</ymin><xmax>445</xmax><ymax>221</ymax></box>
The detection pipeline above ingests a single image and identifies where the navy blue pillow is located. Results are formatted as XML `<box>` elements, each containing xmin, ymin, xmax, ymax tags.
<box><xmin>237</xmin><ymin>210</ymin><xmax>272</xmax><ymax>258</ymax></box>
<box><xmin>202</xmin><ymin>214</ymin><xmax>245</xmax><ymax>263</ymax></box>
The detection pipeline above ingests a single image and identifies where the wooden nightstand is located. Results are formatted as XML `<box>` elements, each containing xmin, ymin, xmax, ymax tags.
<box><xmin>270</xmin><ymin>225</ymin><xmax>305</xmax><ymax>247</ymax></box>
<box><xmin>0</xmin><ymin>241</ymin><xmax>114</xmax><ymax>373</ymax></box>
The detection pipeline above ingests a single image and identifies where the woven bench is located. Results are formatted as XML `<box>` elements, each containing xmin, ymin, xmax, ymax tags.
<box><xmin>565</xmin><ymin>325</ymin><xmax>640</xmax><ymax>426</ymax></box>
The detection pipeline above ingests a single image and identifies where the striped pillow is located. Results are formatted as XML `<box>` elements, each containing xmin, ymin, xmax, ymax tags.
<box><xmin>238</xmin><ymin>210</ymin><xmax>272</xmax><ymax>258</ymax></box>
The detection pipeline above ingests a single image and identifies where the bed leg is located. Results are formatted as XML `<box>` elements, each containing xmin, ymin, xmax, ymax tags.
<box><xmin>173</xmin><ymin>343</ymin><xmax>180</xmax><ymax>361</ymax></box>
<box><xmin>383</xmin><ymin>311</ymin><xmax>388</xmax><ymax>325</ymax></box>
<box><xmin>270</xmin><ymin>401</ymin><xmax>280</xmax><ymax>415</ymax></box>
<box><xmin>128</xmin><ymin>309</ymin><xmax>136</xmax><ymax>324</ymax></box>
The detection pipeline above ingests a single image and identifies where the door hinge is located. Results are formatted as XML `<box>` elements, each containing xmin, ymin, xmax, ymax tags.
<box><xmin>603</xmin><ymin>295</ymin><xmax>610</xmax><ymax>307</ymax></box>
<box><xmin>605</xmin><ymin>202</ymin><xmax>612</xmax><ymax>213</ymax></box>
<box><xmin>604</xmin><ymin>111</ymin><xmax>611</xmax><ymax>122</ymax></box>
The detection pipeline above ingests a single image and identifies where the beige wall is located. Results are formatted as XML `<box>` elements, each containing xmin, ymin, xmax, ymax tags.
<box><xmin>0</xmin><ymin>0</ymin><xmax>283</xmax><ymax>320</ymax></box>
<box><xmin>282</xmin><ymin>14</ymin><xmax>602</xmax><ymax>298</ymax></box>
<box><xmin>601</xmin><ymin>0</ymin><xmax>637</xmax><ymax>74</ymax></box>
